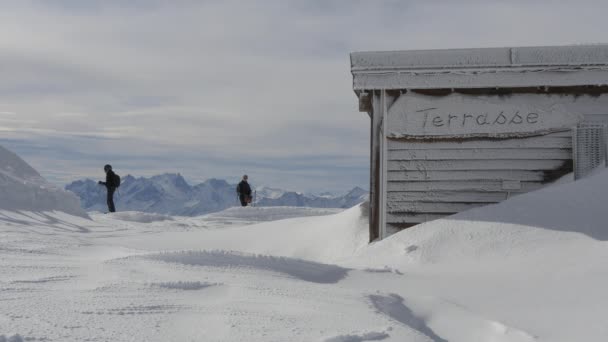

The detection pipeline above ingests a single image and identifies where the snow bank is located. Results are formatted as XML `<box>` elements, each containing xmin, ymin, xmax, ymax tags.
<box><xmin>112</xmin><ymin>204</ymin><xmax>369</xmax><ymax>265</ymax></box>
<box><xmin>356</xmin><ymin>168</ymin><xmax>608</xmax><ymax>267</ymax></box>
<box><xmin>0</xmin><ymin>145</ymin><xmax>86</xmax><ymax>217</ymax></box>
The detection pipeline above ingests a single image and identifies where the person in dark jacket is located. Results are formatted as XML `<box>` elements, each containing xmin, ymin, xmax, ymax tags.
<box><xmin>98</xmin><ymin>164</ymin><xmax>117</xmax><ymax>213</ymax></box>
<box><xmin>236</xmin><ymin>174</ymin><xmax>252</xmax><ymax>207</ymax></box>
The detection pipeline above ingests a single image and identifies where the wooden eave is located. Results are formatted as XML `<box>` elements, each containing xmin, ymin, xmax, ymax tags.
<box><xmin>351</xmin><ymin>45</ymin><xmax>608</xmax><ymax>99</ymax></box>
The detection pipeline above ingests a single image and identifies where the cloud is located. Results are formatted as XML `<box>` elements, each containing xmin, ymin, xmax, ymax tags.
<box><xmin>1</xmin><ymin>0</ymin><xmax>607</xmax><ymax>191</ymax></box>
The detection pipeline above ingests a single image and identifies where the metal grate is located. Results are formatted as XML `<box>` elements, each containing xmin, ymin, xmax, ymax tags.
<box><xmin>574</xmin><ymin>122</ymin><xmax>608</xmax><ymax>180</ymax></box>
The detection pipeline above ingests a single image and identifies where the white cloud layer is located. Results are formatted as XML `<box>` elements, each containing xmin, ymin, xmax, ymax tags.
<box><xmin>1</xmin><ymin>0</ymin><xmax>608</xmax><ymax>192</ymax></box>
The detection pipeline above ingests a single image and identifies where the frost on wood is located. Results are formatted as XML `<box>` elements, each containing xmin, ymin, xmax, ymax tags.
<box><xmin>351</xmin><ymin>45</ymin><xmax>608</xmax><ymax>70</ymax></box>
<box><xmin>387</xmin><ymin>93</ymin><xmax>583</xmax><ymax>139</ymax></box>
<box><xmin>351</xmin><ymin>45</ymin><xmax>608</xmax><ymax>89</ymax></box>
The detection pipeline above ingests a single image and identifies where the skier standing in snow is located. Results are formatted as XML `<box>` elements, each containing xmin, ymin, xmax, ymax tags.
<box><xmin>98</xmin><ymin>164</ymin><xmax>119</xmax><ymax>213</ymax></box>
<box><xmin>236</xmin><ymin>174</ymin><xmax>252</xmax><ymax>207</ymax></box>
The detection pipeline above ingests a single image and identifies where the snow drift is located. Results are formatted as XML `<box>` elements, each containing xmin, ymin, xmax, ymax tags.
<box><xmin>356</xmin><ymin>168</ymin><xmax>608</xmax><ymax>267</ymax></box>
<box><xmin>0</xmin><ymin>145</ymin><xmax>86</xmax><ymax>217</ymax></box>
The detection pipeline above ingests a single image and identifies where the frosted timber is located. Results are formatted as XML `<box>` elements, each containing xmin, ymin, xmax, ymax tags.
<box><xmin>385</xmin><ymin>130</ymin><xmax>572</xmax><ymax>225</ymax></box>
<box><xmin>387</xmin><ymin>93</ymin><xmax>583</xmax><ymax>139</ymax></box>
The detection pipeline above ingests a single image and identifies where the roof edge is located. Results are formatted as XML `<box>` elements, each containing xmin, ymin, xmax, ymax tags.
<box><xmin>351</xmin><ymin>44</ymin><xmax>608</xmax><ymax>71</ymax></box>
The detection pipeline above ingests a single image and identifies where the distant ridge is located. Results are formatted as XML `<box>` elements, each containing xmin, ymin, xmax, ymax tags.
<box><xmin>66</xmin><ymin>174</ymin><xmax>367</xmax><ymax>216</ymax></box>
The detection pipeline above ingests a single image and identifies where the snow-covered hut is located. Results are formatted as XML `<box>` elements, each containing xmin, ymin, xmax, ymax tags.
<box><xmin>351</xmin><ymin>45</ymin><xmax>608</xmax><ymax>241</ymax></box>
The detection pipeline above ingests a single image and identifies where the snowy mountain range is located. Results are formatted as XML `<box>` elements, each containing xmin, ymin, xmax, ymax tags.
<box><xmin>65</xmin><ymin>173</ymin><xmax>368</xmax><ymax>216</ymax></box>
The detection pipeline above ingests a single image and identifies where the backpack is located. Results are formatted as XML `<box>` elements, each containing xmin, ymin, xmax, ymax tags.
<box><xmin>113</xmin><ymin>173</ymin><xmax>121</xmax><ymax>188</ymax></box>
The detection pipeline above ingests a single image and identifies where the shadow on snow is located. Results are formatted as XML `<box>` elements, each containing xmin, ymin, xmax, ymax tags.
<box><xmin>144</xmin><ymin>250</ymin><xmax>351</xmax><ymax>284</ymax></box>
<box><xmin>369</xmin><ymin>293</ymin><xmax>447</xmax><ymax>342</ymax></box>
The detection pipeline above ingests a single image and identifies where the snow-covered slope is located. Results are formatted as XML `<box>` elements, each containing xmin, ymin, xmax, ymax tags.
<box><xmin>66</xmin><ymin>174</ymin><xmax>367</xmax><ymax>215</ymax></box>
<box><xmin>0</xmin><ymin>145</ymin><xmax>86</xmax><ymax>217</ymax></box>
<box><xmin>4</xmin><ymin>168</ymin><xmax>608</xmax><ymax>341</ymax></box>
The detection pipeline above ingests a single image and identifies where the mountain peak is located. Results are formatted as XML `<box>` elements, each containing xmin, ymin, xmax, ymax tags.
<box><xmin>345</xmin><ymin>187</ymin><xmax>368</xmax><ymax>198</ymax></box>
<box><xmin>150</xmin><ymin>173</ymin><xmax>190</xmax><ymax>191</ymax></box>
<box><xmin>204</xmin><ymin>178</ymin><xmax>230</xmax><ymax>189</ymax></box>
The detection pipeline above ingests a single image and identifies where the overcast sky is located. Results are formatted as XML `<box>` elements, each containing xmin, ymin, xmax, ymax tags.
<box><xmin>1</xmin><ymin>0</ymin><xmax>608</xmax><ymax>193</ymax></box>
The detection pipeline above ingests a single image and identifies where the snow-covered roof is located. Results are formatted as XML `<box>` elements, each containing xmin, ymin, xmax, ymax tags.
<box><xmin>351</xmin><ymin>45</ymin><xmax>608</xmax><ymax>90</ymax></box>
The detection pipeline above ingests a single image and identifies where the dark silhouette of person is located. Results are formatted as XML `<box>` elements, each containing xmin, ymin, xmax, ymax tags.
<box><xmin>236</xmin><ymin>174</ymin><xmax>252</xmax><ymax>207</ymax></box>
<box><xmin>98</xmin><ymin>164</ymin><xmax>117</xmax><ymax>213</ymax></box>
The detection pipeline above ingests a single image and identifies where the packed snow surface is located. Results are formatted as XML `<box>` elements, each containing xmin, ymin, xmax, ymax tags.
<box><xmin>2</xmin><ymin>165</ymin><xmax>608</xmax><ymax>340</ymax></box>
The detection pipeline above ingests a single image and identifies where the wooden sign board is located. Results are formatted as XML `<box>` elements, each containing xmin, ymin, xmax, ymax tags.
<box><xmin>387</xmin><ymin>93</ymin><xmax>583</xmax><ymax>139</ymax></box>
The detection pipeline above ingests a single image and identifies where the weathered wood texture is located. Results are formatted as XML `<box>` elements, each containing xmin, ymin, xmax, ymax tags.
<box><xmin>388</xmin><ymin>136</ymin><xmax>571</xmax><ymax>150</ymax></box>
<box><xmin>388</xmin><ymin>180</ymin><xmax>543</xmax><ymax>192</ymax></box>
<box><xmin>386</xmin><ymin>131</ymin><xmax>572</xmax><ymax>225</ymax></box>
<box><xmin>388</xmin><ymin>191</ymin><xmax>508</xmax><ymax>203</ymax></box>
<box><xmin>387</xmin><ymin>170</ymin><xmax>547</xmax><ymax>181</ymax></box>
<box><xmin>386</xmin><ymin>213</ymin><xmax>448</xmax><ymax>224</ymax></box>
<box><xmin>386</xmin><ymin>93</ymin><xmax>582</xmax><ymax>139</ymax></box>
<box><xmin>369</xmin><ymin>92</ymin><xmax>382</xmax><ymax>242</ymax></box>
<box><xmin>351</xmin><ymin>45</ymin><xmax>608</xmax><ymax>90</ymax></box>
<box><xmin>390</xmin><ymin>149</ymin><xmax>571</xmax><ymax>160</ymax></box>
<box><xmin>388</xmin><ymin>159</ymin><xmax>565</xmax><ymax>171</ymax></box>
<box><xmin>387</xmin><ymin>201</ymin><xmax>489</xmax><ymax>213</ymax></box>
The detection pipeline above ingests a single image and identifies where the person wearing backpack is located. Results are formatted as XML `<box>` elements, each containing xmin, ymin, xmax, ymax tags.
<box><xmin>236</xmin><ymin>174</ymin><xmax>252</xmax><ymax>207</ymax></box>
<box><xmin>98</xmin><ymin>164</ymin><xmax>120</xmax><ymax>213</ymax></box>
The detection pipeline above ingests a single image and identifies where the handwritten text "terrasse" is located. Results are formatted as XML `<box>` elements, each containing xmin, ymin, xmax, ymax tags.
<box><xmin>419</xmin><ymin>108</ymin><xmax>539</xmax><ymax>128</ymax></box>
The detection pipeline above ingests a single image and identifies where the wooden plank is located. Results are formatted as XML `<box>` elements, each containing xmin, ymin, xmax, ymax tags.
<box><xmin>389</xmin><ymin>148</ymin><xmax>571</xmax><ymax>160</ymax></box>
<box><xmin>550</xmin><ymin>130</ymin><xmax>574</xmax><ymax>137</ymax></box>
<box><xmin>386</xmin><ymin>94</ymin><xmax>582</xmax><ymax>139</ymax></box>
<box><xmin>387</xmin><ymin>201</ymin><xmax>491</xmax><ymax>213</ymax></box>
<box><xmin>388</xmin><ymin>159</ymin><xmax>566</xmax><ymax>171</ymax></box>
<box><xmin>369</xmin><ymin>92</ymin><xmax>382</xmax><ymax>242</ymax></box>
<box><xmin>387</xmin><ymin>213</ymin><xmax>450</xmax><ymax>224</ymax></box>
<box><xmin>353</xmin><ymin>69</ymin><xmax>608</xmax><ymax>91</ymax></box>
<box><xmin>387</xmin><ymin>191</ymin><xmax>507</xmax><ymax>203</ymax></box>
<box><xmin>388</xmin><ymin>137</ymin><xmax>571</xmax><ymax>150</ymax></box>
<box><xmin>387</xmin><ymin>180</ymin><xmax>544</xmax><ymax>192</ymax></box>
<box><xmin>387</xmin><ymin>170</ymin><xmax>546</xmax><ymax>181</ymax></box>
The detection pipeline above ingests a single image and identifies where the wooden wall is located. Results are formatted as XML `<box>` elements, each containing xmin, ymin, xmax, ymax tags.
<box><xmin>385</xmin><ymin>131</ymin><xmax>573</xmax><ymax>232</ymax></box>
